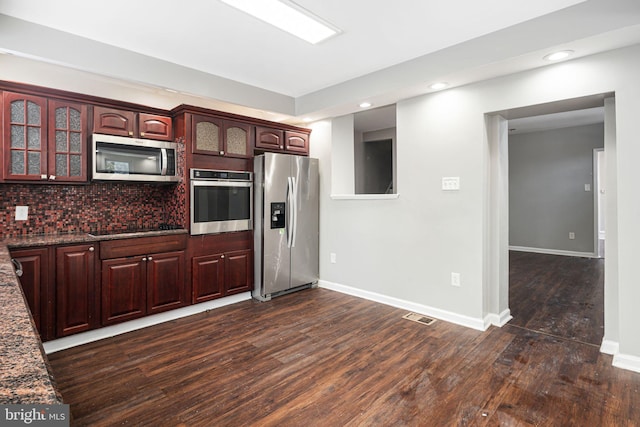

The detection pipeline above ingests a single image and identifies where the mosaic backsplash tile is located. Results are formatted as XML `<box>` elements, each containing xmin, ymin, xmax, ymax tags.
<box><xmin>0</xmin><ymin>181</ymin><xmax>186</xmax><ymax>238</ymax></box>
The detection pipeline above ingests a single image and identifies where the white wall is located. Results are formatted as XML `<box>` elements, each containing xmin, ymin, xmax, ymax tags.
<box><xmin>312</xmin><ymin>43</ymin><xmax>640</xmax><ymax>369</ymax></box>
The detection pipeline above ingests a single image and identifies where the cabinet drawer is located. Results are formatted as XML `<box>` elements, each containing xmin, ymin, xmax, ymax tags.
<box><xmin>100</xmin><ymin>234</ymin><xmax>187</xmax><ymax>259</ymax></box>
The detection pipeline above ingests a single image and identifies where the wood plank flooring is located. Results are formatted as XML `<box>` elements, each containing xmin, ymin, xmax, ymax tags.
<box><xmin>48</xmin><ymin>281</ymin><xmax>640</xmax><ymax>426</ymax></box>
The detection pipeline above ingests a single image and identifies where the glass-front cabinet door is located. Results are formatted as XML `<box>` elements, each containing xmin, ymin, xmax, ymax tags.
<box><xmin>48</xmin><ymin>99</ymin><xmax>88</xmax><ymax>182</ymax></box>
<box><xmin>3</xmin><ymin>92</ymin><xmax>47</xmax><ymax>181</ymax></box>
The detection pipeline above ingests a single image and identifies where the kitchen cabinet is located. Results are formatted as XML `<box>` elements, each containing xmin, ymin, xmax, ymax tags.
<box><xmin>191</xmin><ymin>114</ymin><xmax>252</xmax><ymax>158</ymax></box>
<box><xmin>192</xmin><ymin>249</ymin><xmax>252</xmax><ymax>302</ymax></box>
<box><xmin>2</xmin><ymin>92</ymin><xmax>88</xmax><ymax>182</ymax></box>
<box><xmin>10</xmin><ymin>247</ymin><xmax>52</xmax><ymax>340</ymax></box>
<box><xmin>93</xmin><ymin>106</ymin><xmax>173</xmax><ymax>141</ymax></box>
<box><xmin>100</xmin><ymin>234</ymin><xmax>187</xmax><ymax>326</ymax></box>
<box><xmin>255</xmin><ymin>126</ymin><xmax>310</xmax><ymax>155</ymax></box>
<box><xmin>56</xmin><ymin>243</ymin><xmax>99</xmax><ymax>337</ymax></box>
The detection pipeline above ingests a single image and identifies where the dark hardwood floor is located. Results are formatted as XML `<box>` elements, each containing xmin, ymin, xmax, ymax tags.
<box><xmin>509</xmin><ymin>250</ymin><xmax>604</xmax><ymax>346</ymax></box>
<box><xmin>49</xmin><ymin>268</ymin><xmax>639</xmax><ymax>426</ymax></box>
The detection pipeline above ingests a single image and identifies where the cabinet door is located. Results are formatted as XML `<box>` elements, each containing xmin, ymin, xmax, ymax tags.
<box><xmin>48</xmin><ymin>99</ymin><xmax>88</xmax><ymax>182</ymax></box>
<box><xmin>56</xmin><ymin>244</ymin><xmax>97</xmax><ymax>337</ymax></box>
<box><xmin>101</xmin><ymin>256</ymin><xmax>146</xmax><ymax>325</ymax></box>
<box><xmin>223</xmin><ymin>121</ymin><xmax>252</xmax><ymax>158</ymax></box>
<box><xmin>3</xmin><ymin>92</ymin><xmax>48</xmax><ymax>181</ymax></box>
<box><xmin>192</xmin><ymin>254</ymin><xmax>225</xmax><ymax>303</ymax></box>
<box><xmin>93</xmin><ymin>106</ymin><xmax>136</xmax><ymax>137</ymax></box>
<box><xmin>10</xmin><ymin>247</ymin><xmax>50</xmax><ymax>339</ymax></box>
<box><xmin>224</xmin><ymin>249</ymin><xmax>253</xmax><ymax>295</ymax></box>
<box><xmin>285</xmin><ymin>130</ymin><xmax>309</xmax><ymax>155</ymax></box>
<box><xmin>255</xmin><ymin>126</ymin><xmax>284</xmax><ymax>151</ymax></box>
<box><xmin>147</xmin><ymin>250</ymin><xmax>186</xmax><ymax>314</ymax></box>
<box><xmin>139</xmin><ymin>113</ymin><xmax>173</xmax><ymax>141</ymax></box>
<box><xmin>191</xmin><ymin>114</ymin><xmax>223</xmax><ymax>155</ymax></box>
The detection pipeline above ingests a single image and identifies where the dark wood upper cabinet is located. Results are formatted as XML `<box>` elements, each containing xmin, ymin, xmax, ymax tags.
<box><xmin>255</xmin><ymin>126</ymin><xmax>284</xmax><ymax>151</ymax></box>
<box><xmin>2</xmin><ymin>92</ymin><xmax>89</xmax><ymax>182</ymax></box>
<box><xmin>93</xmin><ymin>106</ymin><xmax>172</xmax><ymax>141</ymax></box>
<box><xmin>285</xmin><ymin>130</ymin><xmax>309</xmax><ymax>155</ymax></box>
<box><xmin>139</xmin><ymin>113</ymin><xmax>173</xmax><ymax>141</ymax></box>
<box><xmin>191</xmin><ymin>114</ymin><xmax>251</xmax><ymax>158</ymax></box>
<box><xmin>93</xmin><ymin>106</ymin><xmax>136</xmax><ymax>137</ymax></box>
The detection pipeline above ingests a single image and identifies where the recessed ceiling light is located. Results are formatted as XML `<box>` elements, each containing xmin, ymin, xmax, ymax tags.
<box><xmin>220</xmin><ymin>0</ymin><xmax>340</xmax><ymax>44</ymax></box>
<box><xmin>429</xmin><ymin>82</ymin><xmax>449</xmax><ymax>90</ymax></box>
<box><xmin>543</xmin><ymin>50</ymin><xmax>574</xmax><ymax>61</ymax></box>
<box><xmin>359</xmin><ymin>102</ymin><xmax>372</xmax><ymax>108</ymax></box>
<box><xmin>303</xmin><ymin>117</ymin><xmax>313</xmax><ymax>122</ymax></box>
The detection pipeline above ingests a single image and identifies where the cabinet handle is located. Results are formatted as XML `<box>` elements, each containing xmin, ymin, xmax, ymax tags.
<box><xmin>148</xmin><ymin>256</ymin><xmax>153</xmax><ymax>261</ymax></box>
<box><xmin>40</xmin><ymin>174</ymin><xmax>47</xmax><ymax>180</ymax></box>
<box><xmin>142</xmin><ymin>257</ymin><xmax>147</xmax><ymax>262</ymax></box>
<box><xmin>49</xmin><ymin>175</ymin><xmax>56</xmax><ymax>180</ymax></box>
<box><xmin>11</xmin><ymin>259</ymin><xmax>23</xmax><ymax>277</ymax></box>
<box><xmin>88</xmin><ymin>246</ymin><xmax>95</xmax><ymax>252</ymax></box>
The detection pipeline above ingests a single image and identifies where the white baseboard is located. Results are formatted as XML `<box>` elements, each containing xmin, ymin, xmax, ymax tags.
<box><xmin>613</xmin><ymin>353</ymin><xmax>640</xmax><ymax>374</ymax></box>
<box><xmin>318</xmin><ymin>280</ymin><xmax>487</xmax><ymax>331</ymax></box>
<box><xmin>509</xmin><ymin>246</ymin><xmax>596</xmax><ymax>258</ymax></box>
<box><xmin>484</xmin><ymin>309</ymin><xmax>513</xmax><ymax>328</ymax></box>
<box><xmin>43</xmin><ymin>292</ymin><xmax>251</xmax><ymax>354</ymax></box>
<box><xmin>600</xmin><ymin>339</ymin><xmax>619</xmax><ymax>355</ymax></box>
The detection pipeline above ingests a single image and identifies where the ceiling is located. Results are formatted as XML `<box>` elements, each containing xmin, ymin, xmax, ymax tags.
<box><xmin>1</xmin><ymin>0</ymin><xmax>640</xmax><ymax>124</ymax></box>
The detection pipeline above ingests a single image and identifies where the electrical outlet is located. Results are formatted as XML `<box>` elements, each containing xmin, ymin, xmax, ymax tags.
<box><xmin>442</xmin><ymin>177</ymin><xmax>460</xmax><ymax>191</ymax></box>
<box><xmin>569</xmin><ymin>232</ymin><xmax>575</xmax><ymax>240</ymax></box>
<box><xmin>15</xmin><ymin>206</ymin><xmax>28</xmax><ymax>221</ymax></box>
<box><xmin>330</xmin><ymin>253</ymin><xmax>337</xmax><ymax>264</ymax></box>
<box><xmin>451</xmin><ymin>272</ymin><xmax>461</xmax><ymax>287</ymax></box>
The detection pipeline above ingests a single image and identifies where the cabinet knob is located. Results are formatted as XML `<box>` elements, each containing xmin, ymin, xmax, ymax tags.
<box><xmin>49</xmin><ymin>175</ymin><xmax>56</xmax><ymax>180</ymax></box>
<box><xmin>221</xmin><ymin>254</ymin><xmax>225</xmax><ymax>259</ymax></box>
<box><xmin>220</xmin><ymin>151</ymin><xmax>225</xmax><ymax>155</ymax></box>
<box><xmin>88</xmin><ymin>246</ymin><xmax>95</xmax><ymax>252</ymax></box>
<box><xmin>148</xmin><ymin>256</ymin><xmax>153</xmax><ymax>261</ymax></box>
<box><xmin>128</xmin><ymin>131</ymin><xmax>133</xmax><ymax>136</ymax></box>
<box><xmin>142</xmin><ymin>257</ymin><xmax>147</xmax><ymax>262</ymax></box>
<box><xmin>140</xmin><ymin>132</ymin><xmax>145</xmax><ymax>137</ymax></box>
<box><xmin>41</xmin><ymin>174</ymin><xmax>48</xmax><ymax>180</ymax></box>
<box><xmin>280</xmin><ymin>145</ymin><xmax>283</xmax><ymax>149</ymax></box>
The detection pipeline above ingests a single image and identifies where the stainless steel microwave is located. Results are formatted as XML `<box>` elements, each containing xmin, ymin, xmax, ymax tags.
<box><xmin>92</xmin><ymin>133</ymin><xmax>179</xmax><ymax>182</ymax></box>
<box><xmin>190</xmin><ymin>169</ymin><xmax>253</xmax><ymax>235</ymax></box>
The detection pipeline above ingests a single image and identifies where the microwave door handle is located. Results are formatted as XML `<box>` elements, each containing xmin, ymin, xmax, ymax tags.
<box><xmin>160</xmin><ymin>148</ymin><xmax>168</xmax><ymax>176</ymax></box>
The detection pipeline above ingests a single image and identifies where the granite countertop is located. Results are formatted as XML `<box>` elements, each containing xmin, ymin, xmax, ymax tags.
<box><xmin>0</xmin><ymin>228</ymin><xmax>187</xmax><ymax>404</ymax></box>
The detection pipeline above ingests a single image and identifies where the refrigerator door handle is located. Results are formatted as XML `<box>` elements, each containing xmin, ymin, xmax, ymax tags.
<box><xmin>291</xmin><ymin>176</ymin><xmax>298</xmax><ymax>248</ymax></box>
<box><xmin>287</xmin><ymin>176</ymin><xmax>294</xmax><ymax>248</ymax></box>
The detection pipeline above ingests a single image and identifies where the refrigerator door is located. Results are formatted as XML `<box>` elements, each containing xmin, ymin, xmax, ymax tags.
<box><xmin>259</xmin><ymin>153</ymin><xmax>292</xmax><ymax>296</ymax></box>
<box><xmin>290</xmin><ymin>156</ymin><xmax>319</xmax><ymax>288</ymax></box>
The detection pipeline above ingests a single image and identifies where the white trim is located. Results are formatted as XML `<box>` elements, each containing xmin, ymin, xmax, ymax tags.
<box><xmin>318</xmin><ymin>280</ymin><xmax>487</xmax><ymax>331</ymax></box>
<box><xmin>43</xmin><ymin>292</ymin><xmax>251</xmax><ymax>354</ymax></box>
<box><xmin>600</xmin><ymin>339</ymin><xmax>619</xmax><ymax>355</ymax></box>
<box><xmin>509</xmin><ymin>245</ymin><xmax>597</xmax><ymax>258</ymax></box>
<box><xmin>613</xmin><ymin>353</ymin><xmax>640</xmax><ymax>374</ymax></box>
<box><xmin>484</xmin><ymin>309</ymin><xmax>513</xmax><ymax>328</ymax></box>
<box><xmin>330</xmin><ymin>193</ymin><xmax>399</xmax><ymax>200</ymax></box>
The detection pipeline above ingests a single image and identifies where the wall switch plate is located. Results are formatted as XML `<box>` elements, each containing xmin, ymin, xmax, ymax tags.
<box><xmin>451</xmin><ymin>272</ymin><xmax>461</xmax><ymax>287</ymax></box>
<box><xmin>569</xmin><ymin>232</ymin><xmax>575</xmax><ymax>240</ymax></box>
<box><xmin>442</xmin><ymin>177</ymin><xmax>460</xmax><ymax>191</ymax></box>
<box><xmin>330</xmin><ymin>253</ymin><xmax>337</xmax><ymax>264</ymax></box>
<box><xmin>585</xmin><ymin>183</ymin><xmax>591</xmax><ymax>191</ymax></box>
<box><xmin>15</xmin><ymin>206</ymin><xmax>28</xmax><ymax>221</ymax></box>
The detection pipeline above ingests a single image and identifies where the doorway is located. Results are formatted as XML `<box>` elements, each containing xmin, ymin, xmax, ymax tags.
<box><xmin>486</xmin><ymin>93</ymin><xmax>616</xmax><ymax>350</ymax></box>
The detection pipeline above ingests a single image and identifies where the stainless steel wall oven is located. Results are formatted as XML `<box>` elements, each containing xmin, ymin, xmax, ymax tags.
<box><xmin>189</xmin><ymin>169</ymin><xmax>253</xmax><ymax>235</ymax></box>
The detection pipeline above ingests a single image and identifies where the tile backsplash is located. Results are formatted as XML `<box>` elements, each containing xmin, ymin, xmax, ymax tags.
<box><xmin>0</xmin><ymin>182</ymin><xmax>186</xmax><ymax>238</ymax></box>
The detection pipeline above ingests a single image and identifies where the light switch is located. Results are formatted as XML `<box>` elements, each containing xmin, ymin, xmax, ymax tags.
<box><xmin>585</xmin><ymin>184</ymin><xmax>591</xmax><ymax>191</ymax></box>
<box><xmin>442</xmin><ymin>177</ymin><xmax>460</xmax><ymax>191</ymax></box>
<box><xmin>15</xmin><ymin>206</ymin><xmax>28</xmax><ymax>221</ymax></box>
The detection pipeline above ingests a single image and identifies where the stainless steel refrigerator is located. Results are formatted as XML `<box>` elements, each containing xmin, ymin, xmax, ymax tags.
<box><xmin>253</xmin><ymin>152</ymin><xmax>319</xmax><ymax>301</ymax></box>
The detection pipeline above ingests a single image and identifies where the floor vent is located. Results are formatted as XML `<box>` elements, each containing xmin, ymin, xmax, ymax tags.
<box><xmin>402</xmin><ymin>312</ymin><xmax>436</xmax><ymax>326</ymax></box>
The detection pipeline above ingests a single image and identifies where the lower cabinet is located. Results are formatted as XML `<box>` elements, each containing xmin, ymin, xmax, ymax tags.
<box><xmin>192</xmin><ymin>248</ymin><xmax>252</xmax><ymax>303</ymax></box>
<box><xmin>10</xmin><ymin>247</ymin><xmax>51</xmax><ymax>340</ymax></box>
<box><xmin>55</xmin><ymin>244</ymin><xmax>99</xmax><ymax>337</ymax></box>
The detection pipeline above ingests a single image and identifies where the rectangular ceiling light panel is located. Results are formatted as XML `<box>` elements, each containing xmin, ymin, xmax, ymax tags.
<box><xmin>220</xmin><ymin>0</ymin><xmax>339</xmax><ymax>44</ymax></box>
